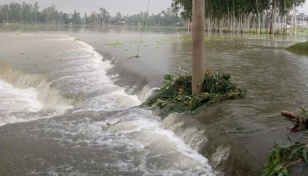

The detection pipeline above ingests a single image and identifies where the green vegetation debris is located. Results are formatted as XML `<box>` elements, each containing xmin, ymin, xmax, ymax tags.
<box><xmin>292</xmin><ymin>107</ymin><xmax>308</xmax><ymax>132</ymax></box>
<box><xmin>300</xmin><ymin>106</ymin><xmax>308</xmax><ymax>119</ymax></box>
<box><xmin>286</xmin><ymin>41</ymin><xmax>308</xmax><ymax>55</ymax></box>
<box><xmin>105</xmin><ymin>42</ymin><xmax>124</xmax><ymax>47</ymax></box>
<box><xmin>179</xmin><ymin>36</ymin><xmax>192</xmax><ymax>41</ymax></box>
<box><xmin>263</xmin><ymin>142</ymin><xmax>308</xmax><ymax>176</ymax></box>
<box><xmin>145</xmin><ymin>70</ymin><xmax>246</xmax><ymax>116</ymax></box>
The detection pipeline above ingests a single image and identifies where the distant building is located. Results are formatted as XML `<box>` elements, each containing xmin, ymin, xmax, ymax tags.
<box><xmin>297</xmin><ymin>21</ymin><xmax>307</xmax><ymax>26</ymax></box>
<box><xmin>117</xmin><ymin>21</ymin><xmax>126</xmax><ymax>25</ymax></box>
<box><xmin>293</xmin><ymin>13</ymin><xmax>308</xmax><ymax>27</ymax></box>
<box><xmin>275</xmin><ymin>23</ymin><xmax>290</xmax><ymax>28</ymax></box>
<box><xmin>297</xmin><ymin>13</ymin><xmax>308</xmax><ymax>23</ymax></box>
<box><xmin>297</xmin><ymin>13</ymin><xmax>307</xmax><ymax>20</ymax></box>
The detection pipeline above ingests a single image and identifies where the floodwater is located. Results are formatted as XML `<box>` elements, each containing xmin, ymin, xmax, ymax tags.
<box><xmin>0</xmin><ymin>32</ymin><xmax>215</xmax><ymax>176</ymax></box>
<box><xmin>0</xmin><ymin>27</ymin><xmax>308</xmax><ymax>175</ymax></box>
<box><xmin>69</xmin><ymin>28</ymin><xmax>308</xmax><ymax>168</ymax></box>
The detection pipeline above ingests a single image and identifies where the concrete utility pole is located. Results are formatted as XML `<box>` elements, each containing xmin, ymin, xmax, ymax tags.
<box><xmin>192</xmin><ymin>0</ymin><xmax>205</xmax><ymax>96</ymax></box>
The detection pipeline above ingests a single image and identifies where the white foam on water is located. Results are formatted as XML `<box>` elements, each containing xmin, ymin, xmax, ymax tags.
<box><xmin>0</xmin><ymin>80</ymin><xmax>64</xmax><ymax>126</ymax></box>
<box><xmin>0</xmin><ymin>35</ymin><xmax>217</xmax><ymax>175</ymax></box>
<box><xmin>52</xmin><ymin>38</ymin><xmax>217</xmax><ymax>175</ymax></box>
<box><xmin>162</xmin><ymin>113</ymin><xmax>209</xmax><ymax>152</ymax></box>
<box><xmin>36</xmin><ymin>108</ymin><xmax>217</xmax><ymax>175</ymax></box>
<box><xmin>0</xmin><ymin>80</ymin><xmax>43</xmax><ymax>112</ymax></box>
<box><xmin>49</xmin><ymin>39</ymin><xmax>141</xmax><ymax>111</ymax></box>
<box><xmin>138</xmin><ymin>85</ymin><xmax>159</xmax><ymax>103</ymax></box>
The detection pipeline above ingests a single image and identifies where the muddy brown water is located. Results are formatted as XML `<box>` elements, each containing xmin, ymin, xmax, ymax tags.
<box><xmin>0</xmin><ymin>27</ymin><xmax>308</xmax><ymax>175</ymax></box>
<box><xmin>69</xmin><ymin>27</ymin><xmax>308</xmax><ymax>175</ymax></box>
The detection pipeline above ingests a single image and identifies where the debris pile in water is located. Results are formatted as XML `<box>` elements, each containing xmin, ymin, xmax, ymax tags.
<box><xmin>263</xmin><ymin>142</ymin><xmax>308</xmax><ymax>176</ymax></box>
<box><xmin>146</xmin><ymin>70</ymin><xmax>247</xmax><ymax>116</ymax></box>
<box><xmin>263</xmin><ymin>107</ymin><xmax>308</xmax><ymax>176</ymax></box>
<box><xmin>281</xmin><ymin>107</ymin><xmax>308</xmax><ymax>132</ymax></box>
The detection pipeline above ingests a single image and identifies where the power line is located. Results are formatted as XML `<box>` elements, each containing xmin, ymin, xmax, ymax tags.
<box><xmin>136</xmin><ymin>0</ymin><xmax>151</xmax><ymax>58</ymax></box>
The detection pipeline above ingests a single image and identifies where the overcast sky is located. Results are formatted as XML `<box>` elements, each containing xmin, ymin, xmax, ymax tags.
<box><xmin>0</xmin><ymin>0</ymin><xmax>307</xmax><ymax>16</ymax></box>
<box><xmin>0</xmin><ymin>0</ymin><xmax>173</xmax><ymax>16</ymax></box>
<box><xmin>299</xmin><ymin>2</ymin><xmax>308</xmax><ymax>13</ymax></box>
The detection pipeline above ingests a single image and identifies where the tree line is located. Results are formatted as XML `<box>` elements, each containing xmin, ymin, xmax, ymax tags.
<box><xmin>0</xmin><ymin>2</ymin><xmax>183</xmax><ymax>27</ymax></box>
<box><xmin>172</xmin><ymin>0</ymin><xmax>306</xmax><ymax>34</ymax></box>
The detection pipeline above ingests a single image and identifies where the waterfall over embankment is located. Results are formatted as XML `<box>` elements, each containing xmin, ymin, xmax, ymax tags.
<box><xmin>0</xmin><ymin>65</ymin><xmax>74</xmax><ymax>108</ymax></box>
<box><xmin>0</xmin><ymin>33</ymin><xmax>217</xmax><ymax>176</ymax></box>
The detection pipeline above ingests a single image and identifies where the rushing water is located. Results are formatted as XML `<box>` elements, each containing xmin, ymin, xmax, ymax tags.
<box><xmin>0</xmin><ymin>33</ymin><xmax>215</xmax><ymax>176</ymax></box>
<box><xmin>0</xmin><ymin>28</ymin><xmax>308</xmax><ymax>175</ymax></box>
<box><xmin>57</xmin><ymin>28</ymin><xmax>308</xmax><ymax>170</ymax></box>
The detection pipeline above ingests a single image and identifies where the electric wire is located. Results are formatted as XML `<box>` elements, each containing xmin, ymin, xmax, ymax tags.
<box><xmin>136</xmin><ymin>0</ymin><xmax>151</xmax><ymax>57</ymax></box>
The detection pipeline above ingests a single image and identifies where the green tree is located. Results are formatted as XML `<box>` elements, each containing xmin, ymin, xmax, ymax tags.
<box><xmin>9</xmin><ymin>2</ymin><xmax>21</xmax><ymax>23</ymax></box>
<box><xmin>88</xmin><ymin>12</ymin><xmax>102</xmax><ymax>24</ymax></box>
<box><xmin>2</xmin><ymin>5</ymin><xmax>9</xmax><ymax>23</ymax></box>
<box><xmin>171</xmin><ymin>0</ymin><xmax>306</xmax><ymax>34</ymax></box>
<box><xmin>33</xmin><ymin>2</ymin><xmax>39</xmax><ymax>24</ymax></box>
<box><xmin>116</xmin><ymin>12</ymin><xmax>122</xmax><ymax>22</ymax></box>
<box><xmin>84</xmin><ymin>13</ymin><xmax>88</xmax><ymax>24</ymax></box>
<box><xmin>61</xmin><ymin>13</ymin><xmax>70</xmax><ymax>24</ymax></box>
<box><xmin>99</xmin><ymin>8</ymin><xmax>111</xmax><ymax>25</ymax></box>
<box><xmin>71</xmin><ymin>10</ymin><xmax>81</xmax><ymax>24</ymax></box>
<box><xmin>21</xmin><ymin>2</ymin><xmax>31</xmax><ymax>24</ymax></box>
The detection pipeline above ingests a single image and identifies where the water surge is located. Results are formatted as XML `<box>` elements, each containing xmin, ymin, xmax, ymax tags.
<box><xmin>0</xmin><ymin>33</ymin><xmax>217</xmax><ymax>175</ymax></box>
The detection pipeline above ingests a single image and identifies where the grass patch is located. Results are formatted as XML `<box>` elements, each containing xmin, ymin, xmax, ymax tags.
<box><xmin>105</xmin><ymin>42</ymin><xmax>124</xmax><ymax>47</ymax></box>
<box><xmin>286</xmin><ymin>41</ymin><xmax>308</xmax><ymax>55</ymax></box>
<box><xmin>145</xmin><ymin>70</ymin><xmax>246</xmax><ymax>116</ymax></box>
<box><xmin>179</xmin><ymin>35</ymin><xmax>192</xmax><ymax>42</ymax></box>
<box><xmin>298</xmin><ymin>28</ymin><xmax>308</xmax><ymax>35</ymax></box>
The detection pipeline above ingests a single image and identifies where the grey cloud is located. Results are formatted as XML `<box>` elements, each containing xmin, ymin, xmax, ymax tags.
<box><xmin>0</xmin><ymin>0</ymin><xmax>173</xmax><ymax>15</ymax></box>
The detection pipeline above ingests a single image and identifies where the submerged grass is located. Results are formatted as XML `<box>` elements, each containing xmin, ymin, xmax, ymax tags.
<box><xmin>145</xmin><ymin>70</ymin><xmax>246</xmax><ymax>116</ymax></box>
<box><xmin>298</xmin><ymin>29</ymin><xmax>308</xmax><ymax>35</ymax></box>
<box><xmin>105</xmin><ymin>42</ymin><xmax>124</xmax><ymax>47</ymax></box>
<box><xmin>286</xmin><ymin>41</ymin><xmax>308</xmax><ymax>55</ymax></box>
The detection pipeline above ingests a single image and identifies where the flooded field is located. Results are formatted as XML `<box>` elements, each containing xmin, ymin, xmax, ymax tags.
<box><xmin>0</xmin><ymin>27</ymin><xmax>308</xmax><ymax>175</ymax></box>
